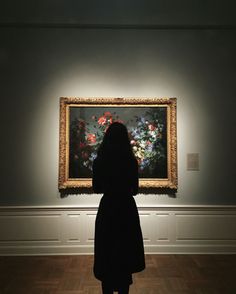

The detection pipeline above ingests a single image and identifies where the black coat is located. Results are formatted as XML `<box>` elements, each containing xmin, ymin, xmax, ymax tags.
<box><xmin>92</xmin><ymin>154</ymin><xmax>145</xmax><ymax>284</ymax></box>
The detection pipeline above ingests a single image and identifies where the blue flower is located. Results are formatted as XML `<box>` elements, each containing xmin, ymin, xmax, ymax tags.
<box><xmin>89</xmin><ymin>152</ymin><xmax>97</xmax><ymax>161</ymax></box>
<box><xmin>146</xmin><ymin>144</ymin><xmax>153</xmax><ymax>152</ymax></box>
<box><xmin>140</xmin><ymin>158</ymin><xmax>150</xmax><ymax>170</ymax></box>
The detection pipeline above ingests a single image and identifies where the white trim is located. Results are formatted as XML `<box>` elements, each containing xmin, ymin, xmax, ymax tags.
<box><xmin>1</xmin><ymin>204</ymin><xmax>236</xmax><ymax>210</ymax></box>
<box><xmin>0</xmin><ymin>205</ymin><xmax>236</xmax><ymax>255</ymax></box>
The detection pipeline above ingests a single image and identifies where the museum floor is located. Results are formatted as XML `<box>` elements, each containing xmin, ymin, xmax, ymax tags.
<box><xmin>0</xmin><ymin>254</ymin><xmax>236</xmax><ymax>293</ymax></box>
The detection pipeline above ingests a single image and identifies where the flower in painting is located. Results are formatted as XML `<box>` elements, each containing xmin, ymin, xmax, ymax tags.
<box><xmin>80</xmin><ymin>142</ymin><xmax>86</xmax><ymax>148</ymax></box>
<box><xmin>83</xmin><ymin>160</ymin><xmax>89</xmax><ymax>168</ymax></box>
<box><xmin>81</xmin><ymin>150</ymin><xmax>89</xmax><ymax>160</ymax></box>
<box><xmin>73</xmin><ymin>110</ymin><xmax>123</xmax><ymax>172</ymax></box>
<box><xmin>87</xmin><ymin>133</ymin><xmax>96</xmax><ymax>144</ymax></box>
<box><xmin>146</xmin><ymin>143</ymin><xmax>153</xmax><ymax>152</ymax></box>
<box><xmin>150</xmin><ymin>130</ymin><xmax>156</xmax><ymax>138</ymax></box>
<box><xmin>104</xmin><ymin>111</ymin><xmax>112</xmax><ymax>117</ymax></box>
<box><xmin>89</xmin><ymin>152</ymin><xmax>97</xmax><ymax>161</ymax></box>
<box><xmin>133</xmin><ymin>146</ymin><xmax>138</xmax><ymax>152</ymax></box>
<box><xmin>103</xmin><ymin>112</ymin><xmax>112</xmax><ymax>123</ymax></box>
<box><xmin>78</xmin><ymin>119</ymin><xmax>85</xmax><ymax>130</ymax></box>
<box><xmin>70</xmin><ymin>108</ymin><xmax>166</xmax><ymax>176</ymax></box>
<box><xmin>128</xmin><ymin>112</ymin><xmax>165</xmax><ymax>173</ymax></box>
<box><xmin>136</xmin><ymin>147</ymin><xmax>144</xmax><ymax>159</ymax></box>
<box><xmin>140</xmin><ymin>140</ymin><xmax>146</xmax><ymax>149</ymax></box>
<box><xmin>148</xmin><ymin>124</ymin><xmax>155</xmax><ymax>131</ymax></box>
<box><xmin>98</xmin><ymin>116</ymin><xmax>106</xmax><ymax>125</ymax></box>
<box><xmin>140</xmin><ymin>158</ymin><xmax>149</xmax><ymax>169</ymax></box>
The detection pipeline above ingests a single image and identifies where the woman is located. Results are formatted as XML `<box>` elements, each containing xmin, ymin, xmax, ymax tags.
<box><xmin>92</xmin><ymin>122</ymin><xmax>145</xmax><ymax>294</ymax></box>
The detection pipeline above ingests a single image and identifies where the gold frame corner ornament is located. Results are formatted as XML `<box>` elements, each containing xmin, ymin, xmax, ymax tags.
<box><xmin>58</xmin><ymin>97</ymin><xmax>177</xmax><ymax>191</ymax></box>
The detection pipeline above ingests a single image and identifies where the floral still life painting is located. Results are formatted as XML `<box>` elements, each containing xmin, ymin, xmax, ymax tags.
<box><xmin>59</xmin><ymin>97</ymin><xmax>177</xmax><ymax>190</ymax></box>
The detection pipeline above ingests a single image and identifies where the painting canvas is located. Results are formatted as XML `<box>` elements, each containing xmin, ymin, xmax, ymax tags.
<box><xmin>59</xmin><ymin>97</ymin><xmax>177</xmax><ymax>190</ymax></box>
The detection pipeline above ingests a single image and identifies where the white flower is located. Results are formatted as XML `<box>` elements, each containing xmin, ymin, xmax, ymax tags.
<box><xmin>136</xmin><ymin>152</ymin><xmax>142</xmax><ymax>158</ymax></box>
<box><xmin>140</xmin><ymin>140</ymin><xmax>146</xmax><ymax>148</ymax></box>
<box><xmin>150</xmin><ymin>131</ymin><xmax>156</xmax><ymax>138</ymax></box>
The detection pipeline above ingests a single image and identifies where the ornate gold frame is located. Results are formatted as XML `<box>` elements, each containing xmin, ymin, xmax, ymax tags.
<box><xmin>59</xmin><ymin>97</ymin><xmax>177</xmax><ymax>190</ymax></box>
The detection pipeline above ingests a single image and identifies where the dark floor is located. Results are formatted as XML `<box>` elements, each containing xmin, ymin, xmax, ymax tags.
<box><xmin>0</xmin><ymin>254</ymin><xmax>236</xmax><ymax>293</ymax></box>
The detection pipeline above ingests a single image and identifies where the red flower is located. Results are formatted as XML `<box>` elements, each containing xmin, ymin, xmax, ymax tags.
<box><xmin>79</xmin><ymin>142</ymin><xmax>86</xmax><ymax>148</ymax></box>
<box><xmin>87</xmin><ymin>133</ymin><xmax>96</xmax><ymax>144</ymax></box>
<box><xmin>78</xmin><ymin>119</ymin><xmax>85</xmax><ymax>129</ymax></box>
<box><xmin>81</xmin><ymin>151</ymin><xmax>89</xmax><ymax>159</ymax></box>
<box><xmin>98</xmin><ymin>116</ymin><xmax>106</xmax><ymax>125</ymax></box>
<box><xmin>104</xmin><ymin>111</ymin><xmax>112</xmax><ymax>117</ymax></box>
<box><xmin>137</xmin><ymin>159</ymin><xmax>142</xmax><ymax>165</ymax></box>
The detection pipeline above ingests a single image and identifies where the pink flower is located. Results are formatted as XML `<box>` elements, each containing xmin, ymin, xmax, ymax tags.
<box><xmin>87</xmin><ymin>133</ymin><xmax>96</xmax><ymax>144</ymax></box>
<box><xmin>148</xmin><ymin>124</ymin><xmax>155</xmax><ymax>131</ymax></box>
<box><xmin>98</xmin><ymin>116</ymin><xmax>106</xmax><ymax>125</ymax></box>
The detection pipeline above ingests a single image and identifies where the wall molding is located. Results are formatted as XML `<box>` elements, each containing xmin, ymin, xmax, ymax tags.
<box><xmin>0</xmin><ymin>22</ymin><xmax>236</xmax><ymax>30</ymax></box>
<box><xmin>0</xmin><ymin>205</ymin><xmax>236</xmax><ymax>255</ymax></box>
<box><xmin>1</xmin><ymin>204</ymin><xmax>236</xmax><ymax>210</ymax></box>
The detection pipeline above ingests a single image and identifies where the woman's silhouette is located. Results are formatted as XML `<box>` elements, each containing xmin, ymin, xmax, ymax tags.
<box><xmin>93</xmin><ymin>122</ymin><xmax>145</xmax><ymax>294</ymax></box>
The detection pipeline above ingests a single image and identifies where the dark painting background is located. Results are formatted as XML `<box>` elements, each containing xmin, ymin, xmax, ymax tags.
<box><xmin>69</xmin><ymin>106</ymin><xmax>167</xmax><ymax>179</ymax></box>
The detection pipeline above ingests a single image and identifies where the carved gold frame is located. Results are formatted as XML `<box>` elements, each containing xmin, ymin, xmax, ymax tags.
<box><xmin>59</xmin><ymin>97</ymin><xmax>177</xmax><ymax>190</ymax></box>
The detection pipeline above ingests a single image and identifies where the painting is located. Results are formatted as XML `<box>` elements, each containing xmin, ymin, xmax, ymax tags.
<box><xmin>59</xmin><ymin>97</ymin><xmax>177</xmax><ymax>190</ymax></box>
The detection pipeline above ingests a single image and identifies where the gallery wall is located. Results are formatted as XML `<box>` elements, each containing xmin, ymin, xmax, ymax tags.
<box><xmin>1</xmin><ymin>1</ymin><xmax>236</xmax><ymax>207</ymax></box>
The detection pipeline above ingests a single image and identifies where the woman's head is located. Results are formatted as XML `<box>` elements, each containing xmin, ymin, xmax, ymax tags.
<box><xmin>97</xmin><ymin>122</ymin><xmax>134</xmax><ymax>158</ymax></box>
<box><xmin>104</xmin><ymin>122</ymin><xmax>130</xmax><ymax>145</ymax></box>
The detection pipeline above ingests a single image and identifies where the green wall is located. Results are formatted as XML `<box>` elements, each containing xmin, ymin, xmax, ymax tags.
<box><xmin>0</xmin><ymin>26</ymin><xmax>235</xmax><ymax>206</ymax></box>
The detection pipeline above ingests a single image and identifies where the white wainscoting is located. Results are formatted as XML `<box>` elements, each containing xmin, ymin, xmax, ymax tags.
<box><xmin>0</xmin><ymin>205</ymin><xmax>236</xmax><ymax>255</ymax></box>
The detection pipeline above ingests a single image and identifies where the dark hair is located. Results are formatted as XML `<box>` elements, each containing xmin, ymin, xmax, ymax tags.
<box><xmin>97</xmin><ymin>122</ymin><xmax>135</xmax><ymax>160</ymax></box>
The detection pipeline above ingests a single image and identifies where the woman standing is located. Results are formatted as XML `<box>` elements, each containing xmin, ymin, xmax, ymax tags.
<box><xmin>93</xmin><ymin>122</ymin><xmax>145</xmax><ymax>294</ymax></box>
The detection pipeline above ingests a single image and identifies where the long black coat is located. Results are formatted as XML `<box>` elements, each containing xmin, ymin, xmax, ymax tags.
<box><xmin>92</xmin><ymin>154</ymin><xmax>145</xmax><ymax>284</ymax></box>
